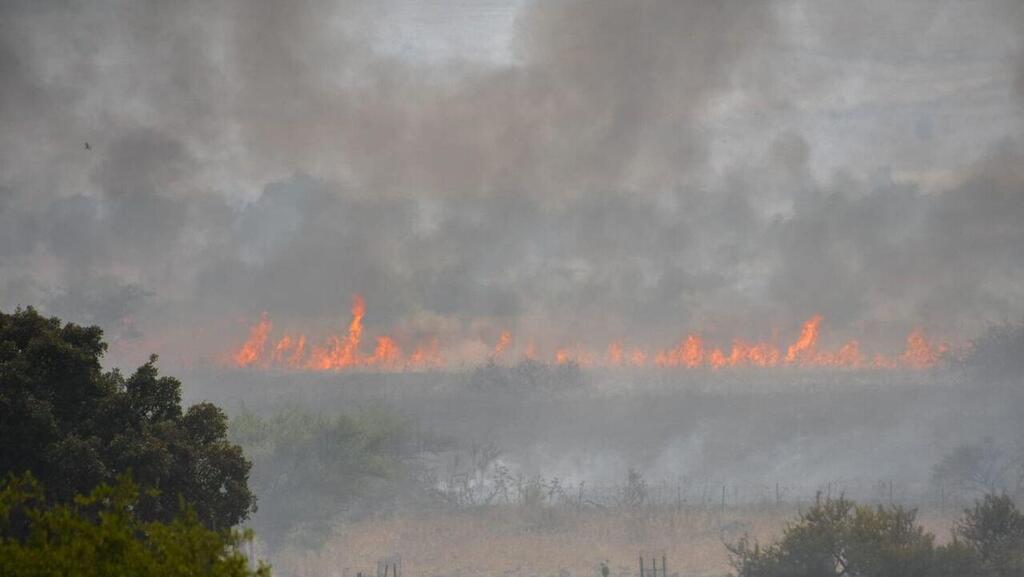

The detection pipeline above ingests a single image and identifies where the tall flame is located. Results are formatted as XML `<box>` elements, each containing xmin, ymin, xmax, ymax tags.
<box><xmin>233</xmin><ymin>313</ymin><xmax>271</xmax><ymax>367</ymax></box>
<box><xmin>307</xmin><ymin>295</ymin><xmax>365</xmax><ymax>370</ymax></box>
<box><xmin>785</xmin><ymin>314</ymin><xmax>822</xmax><ymax>364</ymax></box>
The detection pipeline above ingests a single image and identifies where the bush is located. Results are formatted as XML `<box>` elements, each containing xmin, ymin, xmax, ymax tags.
<box><xmin>0</xmin><ymin>473</ymin><xmax>268</xmax><ymax>577</ymax></box>
<box><xmin>727</xmin><ymin>493</ymin><xmax>1024</xmax><ymax>577</ymax></box>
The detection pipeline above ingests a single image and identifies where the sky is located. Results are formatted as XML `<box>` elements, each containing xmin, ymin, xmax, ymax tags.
<box><xmin>1</xmin><ymin>0</ymin><xmax>1023</xmax><ymax>370</ymax></box>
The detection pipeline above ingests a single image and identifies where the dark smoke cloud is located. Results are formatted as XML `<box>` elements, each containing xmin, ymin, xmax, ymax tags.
<box><xmin>0</xmin><ymin>0</ymin><xmax>1022</xmax><ymax>367</ymax></box>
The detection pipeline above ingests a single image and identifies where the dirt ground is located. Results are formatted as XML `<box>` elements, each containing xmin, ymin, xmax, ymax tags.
<box><xmin>270</xmin><ymin>505</ymin><xmax>957</xmax><ymax>577</ymax></box>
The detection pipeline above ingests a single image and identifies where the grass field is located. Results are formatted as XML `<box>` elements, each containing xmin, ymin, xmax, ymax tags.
<box><xmin>269</xmin><ymin>505</ymin><xmax>958</xmax><ymax>577</ymax></box>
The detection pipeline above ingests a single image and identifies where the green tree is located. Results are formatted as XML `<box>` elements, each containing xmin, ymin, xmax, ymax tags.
<box><xmin>727</xmin><ymin>495</ymin><xmax>974</xmax><ymax>577</ymax></box>
<box><xmin>0</xmin><ymin>307</ymin><xmax>256</xmax><ymax>530</ymax></box>
<box><xmin>955</xmin><ymin>494</ymin><xmax>1024</xmax><ymax>577</ymax></box>
<box><xmin>0</xmin><ymin>473</ymin><xmax>268</xmax><ymax>577</ymax></box>
<box><xmin>728</xmin><ymin>494</ymin><xmax>1024</xmax><ymax>577</ymax></box>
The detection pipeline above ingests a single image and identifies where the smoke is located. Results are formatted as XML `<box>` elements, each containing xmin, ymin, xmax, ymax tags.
<box><xmin>0</xmin><ymin>0</ymin><xmax>1023</xmax><ymax>368</ymax></box>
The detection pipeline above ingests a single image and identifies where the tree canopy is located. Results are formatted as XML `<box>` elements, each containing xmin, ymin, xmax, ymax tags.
<box><xmin>0</xmin><ymin>307</ymin><xmax>255</xmax><ymax>530</ymax></box>
<box><xmin>0</xmin><ymin>473</ymin><xmax>267</xmax><ymax>577</ymax></box>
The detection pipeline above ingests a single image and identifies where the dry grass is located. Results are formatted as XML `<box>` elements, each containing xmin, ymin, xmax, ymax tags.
<box><xmin>271</xmin><ymin>505</ymin><xmax>957</xmax><ymax>577</ymax></box>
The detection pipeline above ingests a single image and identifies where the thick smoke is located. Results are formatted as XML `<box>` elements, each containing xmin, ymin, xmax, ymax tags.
<box><xmin>1</xmin><ymin>0</ymin><xmax>1023</xmax><ymax>368</ymax></box>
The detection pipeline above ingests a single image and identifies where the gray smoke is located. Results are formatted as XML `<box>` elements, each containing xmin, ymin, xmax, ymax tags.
<box><xmin>1</xmin><ymin>0</ymin><xmax>1022</xmax><ymax>368</ymax></box>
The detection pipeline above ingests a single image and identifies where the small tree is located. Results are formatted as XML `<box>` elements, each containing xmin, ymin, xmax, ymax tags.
<box><xmin>955</xmin><ymin>494</ymin><xmax>1024</xmax><ymax>577</ymax></box>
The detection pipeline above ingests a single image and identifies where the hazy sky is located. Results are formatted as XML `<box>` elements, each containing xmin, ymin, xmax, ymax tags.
<box><xmin>1</xmin><ymin>0</ymin><xmax>1022</xmax><ymax>369</ymax></box>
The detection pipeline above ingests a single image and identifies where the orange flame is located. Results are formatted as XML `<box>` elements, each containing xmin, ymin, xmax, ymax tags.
<box><xmin>785</xmin><ymin>315</ymin><xmax>822</xmax><ymax>364</ymax></box>
<box><xmin>368</xmin><ymin>336</ymin><xmax>401</xmax><ymax>367</ymax></box>
<box><xmin>229</xmin><ymin>298</ymin><xmax>948</xmax><ymax>373</ymax></box>
<box><xmin>307</xmin><ymin>295</ymin><xmax>365</xmax><ymax>370</ymax></box>
<box><xmin>408</xmin><ymin>338</ymin><xmax>443</xmax><ymax>370</ymax></box>
<box><xmin>288</xmin><ymin>335</ymin><xmax>306</xmax><ymax>367</ymax></box>
<box><xmin>493</xmin><ymin>330</ymin><xmax>512</xmax><ymax>358</ymax></box>
<box><xmin>606</xmin><ymin>341</ymin><xmax>624</xmax><ymax>366</ymax></box>
<box><xmin>233</xmin><ymin>313</ymin><xmax>271</xmax><ymax>367</ymax></box>
<box><xmin>900</xmin><ymin>329</ymin><xmax>946</xmax><ymax>369</ymax></box>
<box><xmin>708</xmin><ymin>348</ymin><xmax>728</xmax><ymax>369</ymax></box>
<box><xmin>656</xmin><ymin>334</ymin><xmax>704</xmax><ymax>368</ymax></box>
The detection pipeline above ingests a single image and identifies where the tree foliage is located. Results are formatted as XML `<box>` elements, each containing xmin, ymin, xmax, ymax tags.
<box><xmin>728</xmin><ymin>494</ymin><xmax>1024</xmax><ymax>577</ymax></box>
<box><xmin>0</xmin><ymin>307</ymin><xmax>255</xmax><ymax>530</ymax></box>
<box><xmin>955</xmin><ymin>494</ymin><xmax>1024</xmax><ymax>577</ymax></box>
<box><xmin>0</xmin><ymin>473</ymin><xmax>268</xmax><ymax>577</ymax></box>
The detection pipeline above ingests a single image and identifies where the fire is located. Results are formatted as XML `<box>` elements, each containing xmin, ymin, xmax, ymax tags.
<box><xmin>834</xmin><ymin>340</ymin><xmax>863</xmax><ymax>368</ymax></box>
<box><xmin>306</xmin><ymin>295</ymin><xmax>365</xmax><ymax>370</ymax></box>
<box><xmin>228</xmin><ymin>297</ymin><xmax>949</xmax><ymax>373</ymax></box>
<box><xmin>272</xmin><ymin>334</ymin><xmax>294</xmax><ymax>364</ymax></box>
<box><xmin>655</xmin><ymin>335</ymin><xmax>705</xmax><ymax>368</ymax></box>
<box><xmin>493</xmin><ymin>330</ymin><xmax>512</xmax><ymax>358</ymax></box>
<box><xmin>709</xmin><ymin>348</ymin><xmax>728</xmax><ymax>369</ymax></box>
<box><xmin>553</xmin><ymin>345</ymin><xmax>594</xmax><ymax>367</ymax></box>
<box><xmin>368</xmin><ymin>336</ymin><xmax>401</xmax><ymax>367</ymax></box>
<box><xmin>900</xmin><ymin>329</ymin><xmax>947</xmax><ymax>370</ymax></box>
<box><xmin>785</xmin><ymin>315</ymin><xmax>822</xmax><ymax>364</ymax></box>
<box><xmin>233</xmin><ymin>313</ymin><xmax>271</xmax><ymax>367</ymax></box>
<box><xmin>288</xmin><ymin>335</ymin><xmax>306</xmax><ymax>367</ymax></box>
<box><xmin>606</xmin><ymin>341</ymin><xmax>624</xmax><ymax>366</ymax></box>
<box><xmin>408</xmin><ymin>338</ymin><xmax>443</xmax><ymax>370</ymax></box>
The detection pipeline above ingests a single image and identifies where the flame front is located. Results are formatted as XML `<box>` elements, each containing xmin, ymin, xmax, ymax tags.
<box><xmin>233</xmin><ymin>313</ymin><xmax>271</xmax><ymax>367</ymax></box>
<box><xmin>229</xmin><ymin>296</ymin><xmax>949</xmax><ymax>373</ymax></box>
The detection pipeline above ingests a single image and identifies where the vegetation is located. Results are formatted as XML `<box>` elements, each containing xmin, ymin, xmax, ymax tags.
<box><xmin>230</xmin><ymin>404</ymin><xmax>437</xmax><ymax>547</ymax></box>
<box><xmin>0</xmin><ymin>473</ymin><xmax>267</xmax><ymax>577</ymax></box>
<box><xmin>955</xmin><ymin>494</ymin><xmax>1024</xmax><ymax>577</ymax></box>
<box><xmin>931</xmin><ymin>439</ymin><xmax>1023</xmax><ymax>500</ymax></box>
<box><xmin>0</xmin><ymin>307</ymin><xmax>255</xmax><ymax>530</ymax></box>
<box><xmin>727</xmin><ymin>494</ymin><xmax>1024</xmax><ymax>577</ymax></box>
